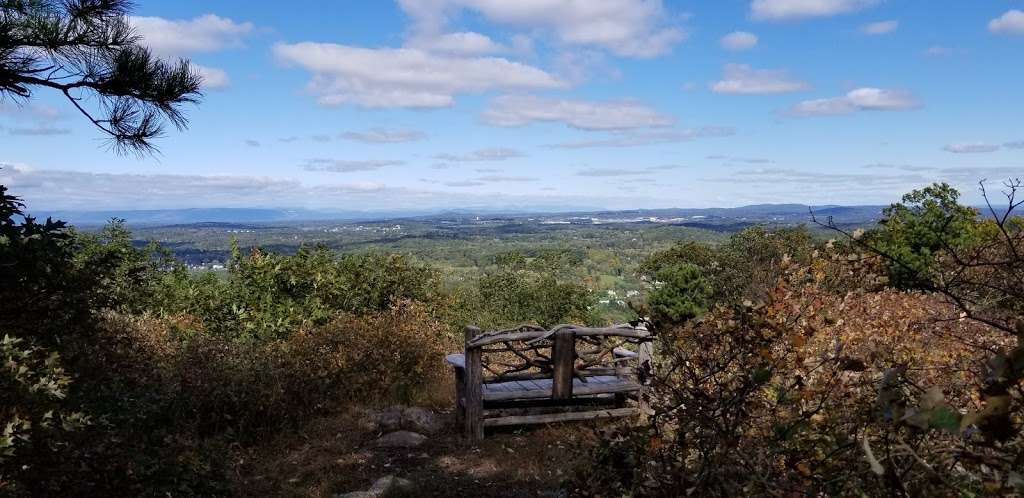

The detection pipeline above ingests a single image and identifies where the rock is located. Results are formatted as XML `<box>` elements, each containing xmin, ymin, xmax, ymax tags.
<box><xmin>334</xmin><ymin>475</ymin><xmax>413</xmax><ymax>498</ymax></box>
<box><xmin>376</xmin><ymin>408</ymin><xmax>404</xmax><ymax>432</ymax></box>
<box><xmin>373</xmin><ymin>430</ymin><xmax>427</xmax><ymax>448</ymax></box>
<box><xmin>370</xmin><ymin>475</ymin><xmax>413</xmax><ymax>495</ymax></box>
<box><xmin>401</xmin><ymin>407</ymin><xmax>443</xmax><ymax>434</ymax></box>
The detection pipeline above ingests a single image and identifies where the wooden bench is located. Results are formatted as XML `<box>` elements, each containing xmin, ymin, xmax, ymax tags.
<box><xmin>445</xmin><ymin>324</ymin><xmax>654</xmax><ymax>440</ymax></box>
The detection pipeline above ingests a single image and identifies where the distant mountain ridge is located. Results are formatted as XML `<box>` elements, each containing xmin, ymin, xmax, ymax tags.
<box><xmin>40</xmin><ymin>203</ymin><xmax>887</xmax><ymax>227</ymax></box>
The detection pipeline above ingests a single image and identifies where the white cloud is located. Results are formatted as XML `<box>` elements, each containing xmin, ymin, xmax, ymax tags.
<box><xmin>397</xmin><ymin>0</ymin><xmax>686</xmax><ymax>58</ymax></box>
<box><xmin>131</xmin><ymin>14</ymin><xmax>252</xmax><ymax>93</ymax></box>
<box><xmin>339</xmin><ymin>129</ymin><xmax>427</xmax><ymax>144</ymax></box>
<box><xmin>1004</xmin><ymin>141</ymin><xmax>1024</xmax><ymax>149</ymax></box>
<box><xmin>861</xmin><ymin>20</ymin><xmax>898</xmax><ymax>35</ymax></box>
<box><xmin>6</xmin><ymin>126</ymin><xmax>71</xmax><ymax>136</ymax></box>
<box><xmin>475</xmin><ymin>175</ymin><xmax>537</xmax><ymax>183</ymax></box>
<box><xmin>711</xmin><ymin>64</ymin><xmax>810</xmax><ymax>94</ymax></box>
<box><xmin>0</xmin><ymin>101</ymin><xmax>68</xmax><ymax>136</ymax></box>
<box><xmin>943</xmin><ymin>143</ymin><xmax>1001</xmax><ymax>154</ymax></box>
<box><xmin>989</xmin><ymin>10</ymin><xmax>1024</xmax><ymax>36</ymax></box>
<box><xmin>131</xmin><ymin>14</ymin><xmax>254</xmax><ymax>58</ymax></box>
<box><xmin>788</xmin><ymin>88</ymin><xmax>920</xmax><ymax>116</ymax></box>
<box><xmin>444</xmin><ymin>180</ymin><xmax>487</xmax><ymax>187</ymax></box>
<box><xmin>482</xmin><ymin>94</ymin><xmax>674</xmax><ymax>130</ymax></box>
<box><xmin>750</xmin><ymin>0</ymin><xmax>878</xmax><ymax>21</ymax></box>
<box><xmin>435</xmin><ymin>148</ymin><xmax>525</xmax><ymax>162</ymax></box>
<box><xmin>194</xmin><ymin>65</ymin><xmax>230</xmax><ymax>90</ymax></box>
<box><xmin>406</xmin><ymin>31</ymin><xmax>507</xmax><ymax>55</ymax></box>
<box><xmin>0</xmin><ymin>101</ymin><xmax>61</xmax><ymax>122</ymax></box>
<box><xmin>721</xmin><ymin>31</ymin><xmax>759</xmax><ymax>51</ymax></box>
<box><xmin>547</xmin><ymin>127</ymin><xmax>735</xmax><ymax>148</ymax></box>
<box><xmin>272</xmin><ymin>42</ymin><xmax>565</xmax><ymax>109</ymax></box>
<box><xmin>575</xmin><ymin>166</ymin><xmax>686</xmax><ymax>177</ymax></box>
<box><xmin>576</xmin><ymin>168</ymin><xmax>650</xmax><ymax>177</ymax></box>
<box><xmin>302</xmin><ymin>159</ymin><xmax>406</xmax><ymax>172</ymax></box>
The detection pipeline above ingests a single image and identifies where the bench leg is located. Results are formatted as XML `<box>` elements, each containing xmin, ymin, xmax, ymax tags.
<box><xmin>464</xmin><ymin>346</ymin><xmax>484</xmax><ymax>440</ymax></box>
<box><xmin>454</xmin><ymin>369</ymin><xmax>465</xmax><ymax>428</ymax></box>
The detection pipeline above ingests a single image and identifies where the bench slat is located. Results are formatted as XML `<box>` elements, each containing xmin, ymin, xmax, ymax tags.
<box><xmin>445</xmin><ymin>353</ymin><xmax>466</xmax><ymax>369</ymax></box>
<box><xmin>482</xmin><ymin>376</ymin><xmax>640</xmax><ymax>401</ymax></box>
<box><xmin>483</xmin><ymin>407</ymin><xmax>639</xmax><ymax>427</ymax></box>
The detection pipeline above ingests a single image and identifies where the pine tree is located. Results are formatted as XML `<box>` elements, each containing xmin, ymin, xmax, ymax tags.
<box><xmin>1</xmin><ymin>0</ymin><xmax>202</xmax><ymax>154</ymax></box>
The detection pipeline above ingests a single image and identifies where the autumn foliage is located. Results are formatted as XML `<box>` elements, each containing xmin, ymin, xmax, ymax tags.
<box><xmin>575</xmin><ymin>182</ymin><xmax>1024</xmax><ymax>497</ymax></box>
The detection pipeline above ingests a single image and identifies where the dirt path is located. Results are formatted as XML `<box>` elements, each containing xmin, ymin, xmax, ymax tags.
<box><xmin>232</xmin><ymin>409</ymin><xmax>592</xmax><ymax>497</ymax></box>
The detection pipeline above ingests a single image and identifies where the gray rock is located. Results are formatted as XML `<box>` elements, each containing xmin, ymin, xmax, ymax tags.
<box><xmin>376</xmin><ymin>408</ymin><xmax>404</xmax><ymax>432</ymax></box>
<box><xmin>373</xmin><ymin>430</ymin><xmax>427</xmax><ymax>448</ymax></box>
<box><xmin>370</xmin><ymin>475</ymin><xmax>413</xmax><ymax>495</ymax></box>
<box><xmin>334</xmin><ymin>475</ymin><xmax>413</xmax><ymax>498</ymax></box>
<box><xmin>401</xmin><ymin>407</ymin><xmax>443</xmax><ymax>434</ymax></box>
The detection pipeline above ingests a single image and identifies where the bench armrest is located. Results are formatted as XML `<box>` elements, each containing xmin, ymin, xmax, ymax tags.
<box><xmin>612</xmin><ymin>347</ymin><xmax>638</xmax><ymax>359</ymax></box>
<box><xmin>445</xmin><ymin>353</ymin><xmax>466</xmax><ymax>369</ymax></box>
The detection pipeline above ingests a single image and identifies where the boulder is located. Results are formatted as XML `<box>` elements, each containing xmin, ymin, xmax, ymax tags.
<box><xmin>373</xmin><ymin>430</ymin><xmax>427</xmax><ymax>448</ymax></box>
<box><xmin>375</xmin><ymin>408</ymin><xmax>404</xmax><ymax>432</ymax></box>
<box><xmin>334</xmin><ymin>475</ymin><xmax>413</xmax><ymax>498</ymax></box>
<box><xmin>401</xmin><ymin>407</ymin><xmax>443</xmax><ymax>434</ymax></box>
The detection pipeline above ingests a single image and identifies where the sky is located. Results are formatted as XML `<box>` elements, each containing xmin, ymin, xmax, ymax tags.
<box><xmin>2</xmin><ymin>0</ymin><xmax>1023</xmax><ymax>213</ymax></box>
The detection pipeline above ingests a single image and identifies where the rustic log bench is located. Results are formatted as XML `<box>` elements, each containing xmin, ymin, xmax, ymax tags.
<box><xmin>445</xmin><ymin>324</ymin><xmax>653</xmax><ymax>440</ymax></box>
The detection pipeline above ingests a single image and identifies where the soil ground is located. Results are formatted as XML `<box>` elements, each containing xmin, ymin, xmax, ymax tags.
<box><xmin>232</xmin><ymin>408</ymin><xmax>597</xmax><ymax>497</ymax></box>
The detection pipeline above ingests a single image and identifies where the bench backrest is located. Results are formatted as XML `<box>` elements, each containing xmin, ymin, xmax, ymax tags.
<box><xmin>464</xmin><ymin>324</ymin><xmax>653</xmax><ymax>400</ymax></box>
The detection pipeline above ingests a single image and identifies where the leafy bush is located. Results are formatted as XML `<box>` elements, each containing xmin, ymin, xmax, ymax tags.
<box><xmin>454</xmin><ymin>250</ymin><xmax>596</xmax><ymax>329</ymax></box>
<box><xmin>72</xmin><ymin>219</ymin><xmax>176</xmax><ymax>314</ymax></box>
<box><xmin>640</xmin><ymin>226</ymin><xmax>815</xmax><ymax>306</ymax></box>
<box><xmin>868</xmin><ymin>182</ymin><xmax>994</xmax><ymax>288</ymax></box>
<box><xmin>646</xmin><ymin>263</ymin><xmax>711</xmax><ymax>325</ymax></box>
<box><xmin>90</xmin><ymin>301</ymin><xmax>452</xmax><ymax>439</ymax></box>
<box><xmin>150</xmin><ymin>245</ymin><xmax>444</xmax><ymax>341</ymax></box>
<box><xmin>575</xmin><ymin>242</ymin><xmax>1021</xmax><ymax>497</ymax></box>
<box><xmin>0</xmin><ymin>185</ymin><xmax>80</xmax><ymax>343</ymax></box>
<box><xmin>1</xmin><ymin>335</ymin><xmax>88</xmax><ymax>492</ymax></box>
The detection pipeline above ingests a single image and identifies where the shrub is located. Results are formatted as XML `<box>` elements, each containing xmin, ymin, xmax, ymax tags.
<box><xmin>640</xmin><ymin>226</ymin><xmax>815</xmax><ymax>306</ymax></box>
<box><xmin>574</xmin><ymin>246</ymin><xmax>1019</xmax><ymax>497</ymax></box>
<box><xmin>868</xmin><ymin>182</ymin><xmax>994</xmax><ymax>289</ymax></box>
<box><xmin>72</xmin><ymin>219</ymin><xmax>177</xmax><ymax>314</ymax></box>
<box><xmin>1</xmin><ymin>335</ymin><xmax>88</xmax><ymax>492</ymax></box>
<box><xmin>155</xmin><ymin>245</ymin><xmax>445</xmax><ymax>341</ymax></box>
<box><xmin>646</xmin><ymin>263</ymin><xmax>711</xmax><ymax>325</ymax></box>
<box><xmin>89</xmin><ymin>301</ymin><xmax>452</xmax><ymax>439</ymax></box>
<box><xmin>0</xmin><ymin>185</ymin><xmax>81</xmax><ymax>343</ymax></box>
<box><xmin>454</xmin><ymin>251</ymin><xmax>596</xmax><ymax>330</ymax></box>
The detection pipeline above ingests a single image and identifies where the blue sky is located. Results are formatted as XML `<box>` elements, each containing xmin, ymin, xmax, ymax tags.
<box><xmin>2</xmin><ymin>0</ymin><xmax>1023</xmax><ymax>212</ymax></box>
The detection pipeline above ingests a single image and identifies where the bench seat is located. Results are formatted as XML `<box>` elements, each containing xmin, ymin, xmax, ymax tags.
<box><xmin>449</xmin><ymin>324</ymin><xmax>653</xmax><ymax>439</ymax></box>
<box><xmin>483</xmin><ymin>375</ymin><xmax>640</xmax><ymax>401</ymax></box>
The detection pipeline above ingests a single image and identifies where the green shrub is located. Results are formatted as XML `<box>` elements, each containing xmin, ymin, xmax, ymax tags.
<box><xmin>868</xmin><ymin>182</ymin><xmax>994</xmax><ymax>289</ymax></box>
<box><xmin>640</xmin><ymin>226</ymin><xmax>816</xmax><ymax>307</ymax></box>
<box><xmin>0</xmin><ymin>185</ymin><xmax>81</xmax><ymax>343</ymax></box>
<box><xmin>454</xmin><ymin>250</ymin><xmax>596</xmax><ymax>330</ymax></box>
<box><xmin>148</xmin><ymin>245</ymin><xmax>444</xmax><ymax>341</ymax></box>
<box><xmin>1</xmin><ymin>335</ymin><xmax>88</xmax><ymax>492</ymax></box>
<box><xmin>646</xmin><ymin>263</ymin><xmax>711</xmax><ymax>325</ymax></box>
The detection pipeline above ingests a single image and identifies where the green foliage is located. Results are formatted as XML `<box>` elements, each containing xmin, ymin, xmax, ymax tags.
<box><xmin>869</xmin><ymin>182</ymin><xmax>989</xmax><ymax>288</ymax></box>
<box><xmin>72</xmin><ymin>219</ymin><xmax>178</xmax><ymax>313</ymax></box>
<box><xmin>640</xmin><ymin>226</ymin><xmax>816</xmax><ymax>306</ymax></box>
<box><xmin>455</xmin><ymin>250</ymin><xmax>596</xmax><ymax>329</ymax></box>
<box><xmin>0</xmin><ymin>185</ymin><xmax>80</xmax><ymax>342</ymax></box>
<box><xmin>155</xmin><ymin>244</ymin><xmax>444</xmax><ymax>341</ymax></box>
<box><xmin>1</xmin><ymin>335</ymin><xmax>87</xmax><ymax>478</ymax></box>
<box><xmin>647</xmin><ymin>264</ymin><xmax>711</xmax><ymax>325</ymax></box>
